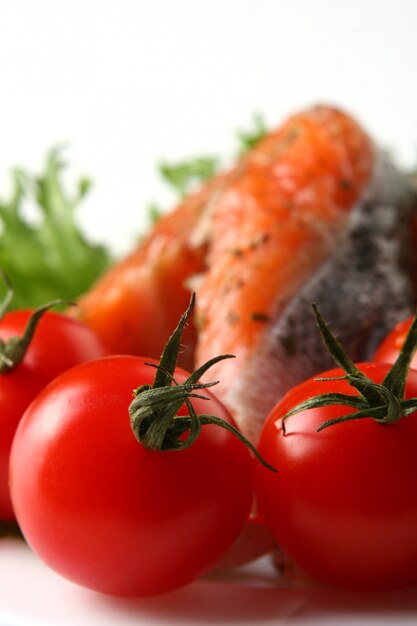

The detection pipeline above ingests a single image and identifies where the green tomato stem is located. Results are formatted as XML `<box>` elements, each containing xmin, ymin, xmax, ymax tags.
<box><xmin>282</xmin><ymin>303</ymin><xmax>417</xmax><ymax>433</ymax></box>
<box><xmin>128</xmin><ymin>293</ymin><xmax>277</xmax><ymax>472</ymax></box>
<box><xmin>0</xmin><ymin>271</ymin><xmax>74</xmax><ymax>373</ymax></box>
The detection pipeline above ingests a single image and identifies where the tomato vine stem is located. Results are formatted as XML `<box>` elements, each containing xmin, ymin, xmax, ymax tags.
<box><xmin>128</xmin><ymin>293</ymin><xmax>277</xmax><ymax>472</ymax></box>
<box><xmin>282</xmin><ymin>303</ymin><xmax>417</xmax><ymax>433</ymax></box>
<box><xmin>0</xmin><ymin>270</ymin><xmax>74</xmax><ymax>373</ymax></box>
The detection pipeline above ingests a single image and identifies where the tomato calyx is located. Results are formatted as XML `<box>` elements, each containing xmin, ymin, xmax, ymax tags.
<box><xmin>129</xmin><ymin>293</ymin><xmax>277</xmax><ymax>472</ymax></box>
<box><xmin>0</xmin><ymin>270</ymin><xmax>73</xmax><ymax>373</ymax></box>
<box><xmin>282</xmin><ymin>303</ymin><xmax>417</xmax><ymax>434</ymax></box>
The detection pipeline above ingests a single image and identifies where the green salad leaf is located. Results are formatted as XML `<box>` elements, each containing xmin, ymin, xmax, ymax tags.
<box><xmin>158</xmin><ymin>157</ymin><xmax>219</xmax><ymax>199</ymax></box>
<box><xmin>236</xmin><ymin>112</ymin><xmax>268</xmax><ymax>155</ymax></box>
<box><xmin>0</xmin><ymin>147</ymin><xmax>112</xmax><ymax>310</ymax></box>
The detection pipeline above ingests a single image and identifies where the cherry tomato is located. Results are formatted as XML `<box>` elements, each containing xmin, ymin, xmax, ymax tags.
<box><xmin>0</xmin><ymin>309</ymin><xmax>108</xmax><ymax>520</ymax></box>
<box><xmin>255</xmin><ymin>362</ymin><xmax>417</xmax><ymax>592</ymax></box>
<box><xmin>373</xmin><ymin>315</ymin><xmax>416</xmax><ymax>367</ymax></box>
<box><xmin>9</xmin><ymin>355</ymin><xmax>254</xmax><ymax>597</ymax></box>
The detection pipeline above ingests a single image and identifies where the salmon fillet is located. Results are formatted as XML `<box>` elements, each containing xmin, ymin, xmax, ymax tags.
<box><xmin>76</xmin><ymin>105</ymin><xmax>417</xmax><ymax>443</ymax></box>
<box><xmin>195</xmin><ymin>108</ymin><xmax>417</xmax><ymax>441</ymax></box>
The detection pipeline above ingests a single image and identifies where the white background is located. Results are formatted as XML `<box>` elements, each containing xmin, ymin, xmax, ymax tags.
<box><xmin>0</xmin><ymin>0</ymin><xmax>416</xmax><ymax>255</ymax></box>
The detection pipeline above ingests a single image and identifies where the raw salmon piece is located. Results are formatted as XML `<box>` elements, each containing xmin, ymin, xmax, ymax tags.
<box><xmin>76</xmin><ymin>105</ymin><xmax>417</xmax><ymax>445</ymax></box>
<box><xmin>73</xmin><ymin>105</ymin><xmax>417</xmax><ymax>572</ymax></box>
<box><xmin>195</xmin><ymin>106</ymin><xmax>377</xmax><ymax>440</ymax></box>
<box><xmin>209</xmin><ymin>149</ymin><xmax>417</xmax><ymax>443</ymax></box>
<box><xmin>76</xmin><ymin>106</ymin><xmax>371</xmax><ymax>373</ymax></box>
<box><xmin>74</xmin><ymin>179</ymin><xmax>221</xmax><ymax>370</ymax></box>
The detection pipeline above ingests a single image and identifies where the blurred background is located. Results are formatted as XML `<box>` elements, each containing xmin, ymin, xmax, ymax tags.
<box><xmin>1</xmin><ymin>0</ymin><xmax>416</xmax><ymax>255</ymax></box>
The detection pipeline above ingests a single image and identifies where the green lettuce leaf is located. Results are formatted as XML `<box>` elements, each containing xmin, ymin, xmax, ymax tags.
<box><xmin>0</xmin><ymin>147</ymin><xmax>112</xmax><ymax>310</ymax></box>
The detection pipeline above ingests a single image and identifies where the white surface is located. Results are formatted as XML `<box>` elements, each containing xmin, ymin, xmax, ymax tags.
<box><xmin>0</xmin><ymin>0</ymin><xmax>417</xmax><ymax>254</ymax></box>
<box><xmin>1</xmin><ymin>2</ymin><xmax>417</xmax><ymax>623</ymax></box>
<box><xmin>1</xmin><ymin>538</ymin><xmax>417</xmax><ymax>626</ymax></box>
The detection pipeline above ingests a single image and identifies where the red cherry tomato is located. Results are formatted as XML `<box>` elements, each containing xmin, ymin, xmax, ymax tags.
<box><xmin>255</xmin><ymin>362</ymin><xmax>417</xmax><ymax>592</ymax></box>
<box><xmin>9</xmin><ymin>355</ymin><xmax>254</xmax><ymax>597</ymax></box>
<box><xmin>0</xmin><ymin>309</ymin><xmax>108</xmax><ymax>520</ymax></box>
<box><xmin>373</xmin><ymin>316</ymin><xmax>415</xmax><ymax>367</ymax></box>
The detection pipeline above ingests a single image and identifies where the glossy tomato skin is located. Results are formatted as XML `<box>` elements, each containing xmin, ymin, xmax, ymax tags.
<box><xmin>255</xmin><ymin>362</ymin><xmax>417</xmax><ymax>592</ymax></box>
<box><xmin>0</xmin><ymin>310</ymin><xmax>108</xmax><ymax>520</ymax></box>
<box><xmin>373</xmin><ymin>316</ymin><xmax>415</xmax><ymax>367</ymax></box>
<box><xmin>10</xmin><ymin>355</ymin><xmax>254</xmax><ymax>598</ymax></box>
